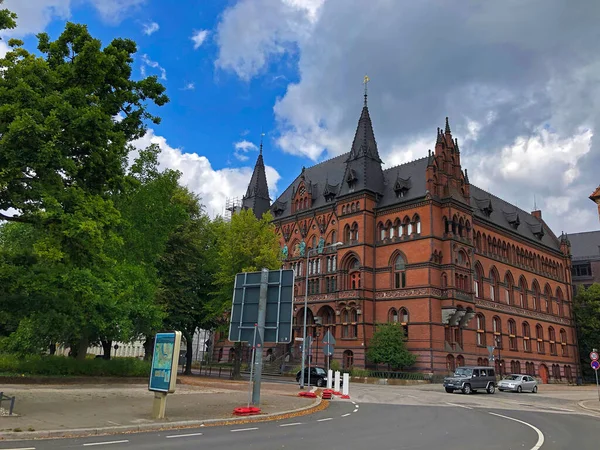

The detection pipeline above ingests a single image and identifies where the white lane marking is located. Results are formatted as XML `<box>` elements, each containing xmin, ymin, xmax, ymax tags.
<box><xmin>280</xmin><ymin>422</ymin><xmax>303</xmax><ymax>427</ymax></box>
<box><xmin>445</xmin><ymin>402</ymin><xmax>473</xmax><ymax>410</ymax></box>
<box><xmin>355</xmin><ymin>404</ymin><xmax>359</xmax><ymax>408</ymax></box>
<box><xmin>352</xmin><ymin>401</ymin><xmax>357</xmax><ymax>405</ymax></box>
<box><xmin>317</xmin><ymin>417</ymin><xmax>333</xmax><ymax>422</ymax></box>
<box><xmin>488</xmin><ymin>412</ymin><xmax>544</xmax><ymax>450</ymax></box>
<box><xmin>3</xmin><ymin>448</ymin><xmax>36</xmax><ymax>450</ymax></box>
<box><xmin>341</xmin><ymin>413</ymin><xmax>351</xmax><ymax>417</ymax></box>
<box><xmin>547</xmin><ymin>406</ymin><xmax>575</xmax><ymax>412</ymax></box>
<box><xmin>353</xmin><ymin>408</ymin><xmax>359</xmax><ymax>413</ymax></box>
<box><xmin>406</xmin><ymin>395</ymin><xmax>419</xmax><ymax>400</ymax></box>
<box><xmin>166</xmin><ymin>432</ymin><xmax>204</xmax><ymax>439</ymax></box>
<box><xmin>83</xmin><ymin>441</ymin><xmax>129</xmax><ymax>447</ymax></box>
<box><xmin>230</xmin><ymin>427</ymin><xmax>259</xmax><ymax>433</ymax></box>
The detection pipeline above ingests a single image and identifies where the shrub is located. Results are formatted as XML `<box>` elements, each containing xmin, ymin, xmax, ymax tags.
<box><xmin>350</xmin><ymin>367</ymin><xmax>370</xmax><ymax>377</ymax></box>
<box><xmin>330</xmin><ymin>359</ymin><xmax>341</xmax><ymax>372</ymax></box>
<box><xmin>0</xmin><ymin>354</ymin><xmax>151</xmax><ymax>377</ymax></box>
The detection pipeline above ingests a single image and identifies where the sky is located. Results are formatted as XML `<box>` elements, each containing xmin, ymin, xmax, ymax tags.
<box><xmin>2</xmin><ymin>0</ymin><xmax>600</xmax><ymax>234</ymax></box>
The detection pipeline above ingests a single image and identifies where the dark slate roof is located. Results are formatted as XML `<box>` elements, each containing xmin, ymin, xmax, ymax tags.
<box><xmin>242</xmin><ymin>150</ymin><xmax>271</xmax><ymax>218</ymax></box>
<box><xmin>270</xmin><ymin>154</ymin><xmax>429</xmax><ymax>218</ymax></box>
<box><xmin>567</xmin><ymin>230</ymin><xmax>600</xmax><ymax>261</ymax></box>
<box><xmin>469</xmin><ymin>186</ymin><xmax>560</xmax><ymax>251</ymax></box>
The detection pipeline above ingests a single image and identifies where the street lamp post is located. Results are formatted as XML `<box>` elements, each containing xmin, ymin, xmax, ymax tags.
<box><xmin>300</xmin><ymin>241</ymin><xmax>343</xmax><ymax>389</ymax></box>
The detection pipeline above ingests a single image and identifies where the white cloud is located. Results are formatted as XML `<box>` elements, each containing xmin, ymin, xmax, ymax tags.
<box><xmin>87</xmin><ymin>0</ymin><xmax>146</xmax><ymax>24</ymax></box>
<box><xmin>3</xmin><ymin>0</ymin><xmax>146</xmax><ymax>36</ymax></box>
<box><xmin>215</xmin><ymin>0</ymin><xmax>324</xmax><ymax>80</ymax></box>
<box><xmin>182</xmin><ymin>82</ymin><xmax>195</xmax><ymax>91</ymax></box>
<box><xmin>191</xmin><ymin>29</ymin><xmax>209</xmax><ymax>50</ymax></box>
<box><xmin>140</xmin><ymin>54</ymin><xmax>167</xmax><ymax>80</ymax></box>
<box><xmin>130</xmin><ymin>129</ymin><xmax>280</xmax><ymax>218</ymax></box>
<box><xmin>142</xmin><ymin>21</ymin><xmax>159</xmax><ymax>36</ymax></box>
<box><xmin>233</xmin><ymin>140</ymin><xmax>258</xmax><ymax>161</ymax></box>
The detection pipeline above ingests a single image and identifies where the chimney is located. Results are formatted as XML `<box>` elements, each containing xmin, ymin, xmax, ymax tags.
<box><xmin>531</xmin><ymin>210</ymin><xmax>542</xmax><ymax>220</ymax></box>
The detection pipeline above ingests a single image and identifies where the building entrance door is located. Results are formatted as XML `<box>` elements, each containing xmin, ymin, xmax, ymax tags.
<box><xmin>539</xmin><ymin>364</ymin><xmax>549</xmax><ymax>384</ymax></box>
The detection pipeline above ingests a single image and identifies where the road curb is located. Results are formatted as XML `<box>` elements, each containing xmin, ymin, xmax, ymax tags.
<box><xmin>577</xmin><ymin>400</ymin><xmax>600</xmax><ymax>414</ymax></box>
<box><xmin>0</xmin><ymin>393</ymin><xmax>326</xmax><ymax>441</ymax></box>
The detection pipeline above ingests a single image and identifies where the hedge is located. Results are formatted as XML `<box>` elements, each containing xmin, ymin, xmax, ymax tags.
<box><xmin>0</xmin><ymin>354</ymin><xmax>151</xmax><ymax>377</ymax></box>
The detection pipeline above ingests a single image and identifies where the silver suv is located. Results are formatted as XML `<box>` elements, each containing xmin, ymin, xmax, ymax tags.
<box><xmin>443</xmin><ymin>366</ymin><xmax>496</xmax><ymax>395</ymax></box>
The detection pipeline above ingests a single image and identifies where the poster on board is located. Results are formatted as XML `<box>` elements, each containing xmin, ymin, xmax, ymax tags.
<box><xmin>148</xmin><ymin>331</ymin><xmax>182</xmax><ymax>393</ymax></box>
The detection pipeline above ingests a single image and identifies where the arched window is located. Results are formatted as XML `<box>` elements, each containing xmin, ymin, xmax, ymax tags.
<box><xmin>474</xmin><ymin>263</ymin><xmax>483</xmax><ymax>298</ymax></box>
<box><xmin>343</xmin><ymin>350</ymin><xmax>354</xmax><ymax>369</ymax></box>
<box><xmin>378</xmin><ymin>222</ymin><xmax>385</xmax><ymax>241</ymax></box>
<box><xmin>532</xmin><ymin>282</ymin><xmax>540</xmax><ymax>311</ymax></box>
<box><xmin>388</xmin><ymin>308</ymin><xmax>398</xmax><ymax>323</ymax></box>
<box><xmin>441</xmin><ymin>272</ymin><xmax>448</xmax><ymax>288</ymax></box>
<box><xmin>331</xmin><ymin>230</ymin><xmax>337</xmax><ymax>245</ymax></box>
<box><xmin>476</xmin><ymin>314</ymin><xmax>486</xmax><ymax>346</ymax></box>
<box><xmin>341</xmin><ymin>308</ymin><xmax>357</xmax><ymax>338</ymax></box>
<box><xmin>344</xmin><ymin>224</ymin><xmax>351</xmax><ymax>243</ymax></box>
<box><xmin>519</xmin><ymin>277</ymin><xmax>527</xmax><ymax>308</ymax></box>
<box><xmin>490</xmin><ymin>269</ymin><xmax>499</xmax><ymax>302</ymax></box>
<box><xmin>556</xmin><ymin>288</ymin><xmax>564</xmax><ymax>317</ymax></box>
<box><xmin>388</xmin><ymin>221</ymin><xmax>395</xmax><ymax>239</ymax></box>
<box><xmin>351</xmin><ymin>222</ymin><xmax>359</xmax><ymax>241</ymax></box>
<box><xmin>536</xmin><ymin>325</ymin><xmax>544</xmax><ymax>353</ymax></box>
<box><xmin>544</xmin><ymin>285</ymin><xmax>552</xmax><ymax>314</ymax></box>
<box><xmin>523</xmin><ymin>322</ymin><xmax>531</xmax><ymax>352</ymax></box>
<box><xmin>405</xmin><ymin>216</ymin><xmax>413</xmax><ymax>235</ymax></box>
<box><xmin>396</xmin><ymin>219</ymin><xmax>404</xmax><ymax>237</ymax></box>
<box><xmin>399</xmin><ymin>307</ymin><xmax>409</xmax><ymax>338</ymax></box>
<box><xmin>351</xmin><ymin>203</ymin><xmax>356</xmax><ymax>212</ymax></box>
<box><xmin>493</xmin><ymin>317</ymin><xmax>502</xmax><ymax>349</ymax></box>
<box><xmin>508</xmin><ymin>319</ymin><xmax>517</xmax><ymax>350</ymax></box>
<box><xmin>413</xmin><ymin>215</ymin><xmax>421</xmax><ymax>234</ymax></box>
<box><xmin>504</xmin><ymin>273</ymin><xmax>514</xmax><ymax>304</ymax></box>
<box><xmin>456</xmin><ymin>355</ymin><xmax>465</xmax><ymax>367</ymax></box>
<box><xmin>549</xmin><ymin>327</ymin><xmax>556</xmax><ymax>355</ymax></box>
<box><xmin>560</xmin><ymin>329</ymin><xmax>568</xmax><ymax>356</ymax></box>
<box><xmin>394</xmin><ymin>254</ymin><xmax>406</xmax><ymax>289</ymax></box>
<box><xmin>447</xmin><ymin>354</ymin><xmax>456</xmax><ymax>373</ymax></box>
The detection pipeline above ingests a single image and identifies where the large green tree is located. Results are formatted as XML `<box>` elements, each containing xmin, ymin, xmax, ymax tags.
<box><xmin>0</xmin><ymin>12</ymin><xmax>168</xmax><ymax>359</ymax></box>
<box><xmin>157</xmin><ymin>202</ymin><xmax>220</xmax><ymax>374</ymax></box>
<box><xmin>366</xmin><ymin>323</ymin><xmax>416</xmax><ymax>371</ymax></box>
<box><xmin>573</xmin><ymin>283</ymin><xmax>600</xmax><ymax>379</ymax></box>
<box><xmin>212</xmin><ymin>209</ymin><xmax>281</xmax><ymax>378</ymax></box>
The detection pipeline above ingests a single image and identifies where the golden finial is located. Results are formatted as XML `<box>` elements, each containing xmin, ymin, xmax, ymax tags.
<box><xmin>363</xmin><ymin>74</ymin><xmax>370</xmax><ymax>106</ymax></box>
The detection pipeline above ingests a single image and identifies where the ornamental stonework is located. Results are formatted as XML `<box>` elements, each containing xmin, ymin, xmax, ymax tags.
<box><xmin>475</xmin><ymin>298</ymin><xmax>571</xmax><ymax>325</ymax></box>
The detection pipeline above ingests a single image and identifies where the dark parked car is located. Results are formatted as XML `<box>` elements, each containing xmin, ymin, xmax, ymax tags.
<box><xmin>296</xmin><ymin>367</ymin><xmax>329</xmax><ymax>387</ymax></box>
<box><xmin>443</xmin><ymin>366</ymin><xmax>496</xmax><ymax>394</ymax></box>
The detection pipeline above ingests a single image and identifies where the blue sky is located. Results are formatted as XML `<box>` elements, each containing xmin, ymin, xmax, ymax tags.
<box><xmin>3</xmin><ymin>0</ymin><xmax>600</xmax><ymax>232</ymax></box>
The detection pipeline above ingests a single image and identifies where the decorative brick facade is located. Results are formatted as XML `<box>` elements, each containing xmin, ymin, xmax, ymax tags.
<box><xmin>224</xmin><ymin>96</ymin><xmax>579</xmax><ymax>383</ymax></box>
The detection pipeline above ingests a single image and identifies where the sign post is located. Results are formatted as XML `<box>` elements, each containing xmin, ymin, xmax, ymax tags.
<box><xmin>148</xmin><ymin>331</ymin><xmax>182</xmax><ymax>419</ymax></box>
<box><xmin>322</xmin><ymin>330</ymin><xmax>336</xmax><ymax>378</ymax></box>
<box><xmin>228</xmin><ymin>269</ymin><xmax>294</xmax><ymax>407</ymax></box>
<box><xmin>592</xmin><ymin>350</ymin><xmax>599</xmax><ymax>402</ymax></box>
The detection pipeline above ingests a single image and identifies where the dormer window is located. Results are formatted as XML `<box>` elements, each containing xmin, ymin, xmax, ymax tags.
<box><xmin>346</xmin><ymin>169</ymin><xmax>357</xmax><ymax>190</ymax></box>
<box><xmin>272</xmin><ymin>201</ymin><xmax>286</xmax><ymax>217</ymax></box>
<box><xmin>394</xmin><ymin>176</ymin><xmax>412</xmax><ymax>198</ymax></box>
<box><xmin>475</xmin><ymin>198</ymin><xmax>493</xmax><ymax>217</ymax></box>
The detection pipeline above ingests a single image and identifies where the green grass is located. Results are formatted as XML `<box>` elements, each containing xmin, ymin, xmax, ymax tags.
<box><xmin>0</xmin><ymin>354</ymin><xmax>150</xmax><ymax>377</ymax></box>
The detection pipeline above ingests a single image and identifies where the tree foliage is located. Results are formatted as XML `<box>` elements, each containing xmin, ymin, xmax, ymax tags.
<box><xmin>366</xmin><ymin>323</ymin><xmax>416</xmax><ymax>370</ymax></box>
<box><xmin>573</xmin><ymin>283</ymin><xmax>600</xmax><ymax>379</ymax></box>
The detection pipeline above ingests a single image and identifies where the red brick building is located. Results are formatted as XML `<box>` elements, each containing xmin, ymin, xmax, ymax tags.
<box><xmin>230</xmin><ymin>94</ymin><xmax>579</xmax><ymax>383</ymax></box>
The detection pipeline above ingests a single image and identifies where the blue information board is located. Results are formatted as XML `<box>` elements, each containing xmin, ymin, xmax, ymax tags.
<box><xmin>149</xmin><ymin>331</ymin><xmax>181</xmax><ymax>393</ymax></box>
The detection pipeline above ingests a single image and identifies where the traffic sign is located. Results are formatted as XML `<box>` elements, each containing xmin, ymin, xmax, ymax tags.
<box><xmin>323</xmin><ymin>330</ymin><xmax>336</xmax><ymax>345</ymax></box>
<box><xmin>592</xmin><ymin>360</ymin><xmax>600</xmax><ymax>371</ymax></box>
<box><xmin>487</xmin><ymin>345</ymin><xmax>495</xmax><ymax>357</ymax></box>
<box><xmin>229</xmin><ymin>269</ymin><xmax>294</xmax><ymax>343</ymax></box>
<box><xmin>590</xmin><ymin>351</ymin><xmax>599</xmax><ymax>361</ymax></box>
<box><xmin>323</xmin><ymin>344</ymin><xmax>334</xmax><ymax>356</ymax></box>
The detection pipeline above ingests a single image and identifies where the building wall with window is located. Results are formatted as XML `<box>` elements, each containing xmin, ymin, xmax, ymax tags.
<box><xmin>222</xmin><ymin>95</ymin><xmax>578</xmax><ymax>382</ymax></box>
<box><xmin>567</xmin><ymin>230</ymin><xmax>600</xmax><ymax>296</ymax></box>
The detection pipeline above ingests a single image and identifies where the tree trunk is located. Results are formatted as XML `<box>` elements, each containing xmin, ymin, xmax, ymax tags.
<box><xmin>101</xmin><ymin>340</ymin><xmax>113</xmax><ymax>360</ymax></box>
<box><xmin>76</xmin><ymin>335</ymin><xmax>89</xmax><ymax>361</ymax></box>
<box><xmin>144</xmin><ymin>334</ymin><xmax>155</xmax><ymax>361</ymax></box>
<box><xmin>49</xmin><ymin>343</ymin><xmax>56</xmax><ymax>355</ymax></box>
<box><xmin>184</xmin><ymin>332</ymin><xmax>193</xmax><ymax>375</ymax></box>
<box><xmin>232</xmin><ymin>342</ymin><xmax>242</xmax><ymax>380</ymax></box>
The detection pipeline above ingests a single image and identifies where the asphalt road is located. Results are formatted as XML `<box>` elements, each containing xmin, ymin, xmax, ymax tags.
<box><xmin>1</xmin><ymin>395</ymin><xmax>599</xmax><ymax>450</ymax></box>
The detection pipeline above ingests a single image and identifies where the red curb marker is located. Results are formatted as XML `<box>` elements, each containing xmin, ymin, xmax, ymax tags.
<box><xmin>321</xmin><ymin>389</ymin><xmax>333</xmax><ymax>399</ymax></box>
<box><xmin>341</xmin><ymin>395</ymin><xmax>350</xmax><ymax>399</ymax></box>
<box><xmin>333</xmin><ymin>391</ymin><xmax>342</xmax><ymax>396</ymax></box>
<box><xmin>233</xmin><ymin>406</ymin><xmax>262</xmax><ymax>416</ymax></box>
<box><xmin>298</xmin><ymin>391</ymin><xmax>317</xmax><ymax>398</ymax></box>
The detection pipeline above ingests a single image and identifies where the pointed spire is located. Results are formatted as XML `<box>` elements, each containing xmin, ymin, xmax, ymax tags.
<box><xmin>348</xmin><ymin>77</ymin><xmax>381</xmax><ymax>162</ymax></box>
<box><xmin>436</xmin><ymin>127</ymin><xmax>443</xmax><ymax>144</ymax></box>
<box><xmin>464</xmin><ymin>168</ymin><xmax>469</xmax><ymax>184</ymax></box>
<box><xmin>363</xmin><ymin>74</ymin><xmax>370</xmax><ymax>107</ymax></box>
<box><xmin>445</xmin><ymin>116</ymin><xmax>451</xmax><ymax>134</ymax></box>
<box><xmin>242</xmin><ymin>134</ymin><xmax>271</xmax><ymax>218</ymax></box>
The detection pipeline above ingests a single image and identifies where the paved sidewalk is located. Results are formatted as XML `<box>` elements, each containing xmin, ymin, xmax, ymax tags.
<box><xmin>0</xmin><ymin>376</ymin><xmax>315</xmax><ymax>438</ymax></box>
<box><xmin>579</xmin><ymin>399</ymin><xmax>600</xmax><ymax>413</ymax></box>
